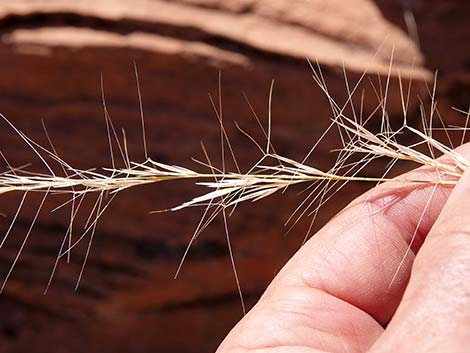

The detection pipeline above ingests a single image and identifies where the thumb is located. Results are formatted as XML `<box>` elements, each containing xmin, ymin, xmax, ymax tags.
<box><xmin>372</xmin><ymin>168</ymin><xmax>470</xmax><ymax>352</ymax></box>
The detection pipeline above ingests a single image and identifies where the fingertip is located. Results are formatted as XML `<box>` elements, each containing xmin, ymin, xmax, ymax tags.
<box><xmin>372</xmin><ymin>163</ymin><xmax>470</xmax><ymax>351</ymax></box>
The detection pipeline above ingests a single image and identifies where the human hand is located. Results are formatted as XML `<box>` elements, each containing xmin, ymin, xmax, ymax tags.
<box><xmin>217</xmin><ymin>146</ymin><xmax>470</xmax><ymax>353</ymax></box>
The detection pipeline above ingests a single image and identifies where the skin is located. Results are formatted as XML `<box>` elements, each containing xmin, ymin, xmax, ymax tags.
<box><xmin>217</xmin><ymin>144</ymin><xmax>470</xmax><ymax>353</ymax></box>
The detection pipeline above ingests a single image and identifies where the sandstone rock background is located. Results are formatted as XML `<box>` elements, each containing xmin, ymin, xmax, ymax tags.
<box><xmin>0</xmin><ymin>1</ymin><xmax>468</xmax><ymax>352</ymax></box>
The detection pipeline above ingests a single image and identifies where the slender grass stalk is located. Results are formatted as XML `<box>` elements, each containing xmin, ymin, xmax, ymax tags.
<box><xmin>0</xmin><ymin>61</ymin><xmax>468</xmax><ymax>299</ymax></box>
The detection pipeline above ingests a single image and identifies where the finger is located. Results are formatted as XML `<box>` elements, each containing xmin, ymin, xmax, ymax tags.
<box><xmin>371</xmin><ymin>166</ymin><xmax>470</xmax><ymax>352</ymax></box>
<box><xmin>218</xmin><ymin>144</ymin><xmax>470</xmax><ymax>353</ymax></box>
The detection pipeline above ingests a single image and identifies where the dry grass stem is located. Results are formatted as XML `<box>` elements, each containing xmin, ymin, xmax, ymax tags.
<box><xmin>0</xmin><ymin>60</ymin><xmax>469</xmax><ymax>300</ymax></box>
